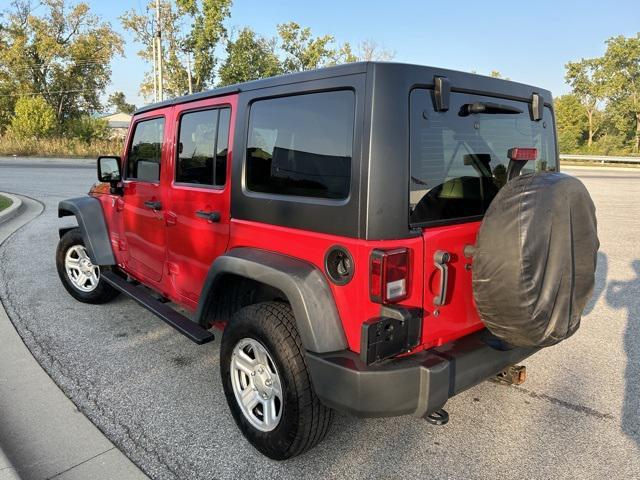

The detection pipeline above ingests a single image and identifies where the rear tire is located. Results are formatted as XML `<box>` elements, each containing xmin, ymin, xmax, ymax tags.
<box><xmin>220</xmin><ymin>301</ymin><xmax>333</xmax><ymax>460</ymax></box>
<box><xmin>55</xmin><ymin>228</ymin><xmax>119</xmax><ymax>304</ymax></box>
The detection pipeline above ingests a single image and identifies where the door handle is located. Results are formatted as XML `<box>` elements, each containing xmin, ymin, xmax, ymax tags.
<box><xmin>195</xmin><ymin>210</ymin><xmax>221</xmax><ymax>223</ymax></box>
<box><xmin>144</xmin><ymin>200</ymin><xmax>162</xmax><ymax>211</ymax></box>
<box><xmin>433</xmin><ymin>250</ymin><xmax>451</xmax><ymax>306</ymax></box>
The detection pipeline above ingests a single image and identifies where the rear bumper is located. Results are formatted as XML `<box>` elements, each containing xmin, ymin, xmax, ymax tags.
<box><xmin>306</xmin><ymin>331</ymin><xmax>537</xmax><ymax>418</ymax></box>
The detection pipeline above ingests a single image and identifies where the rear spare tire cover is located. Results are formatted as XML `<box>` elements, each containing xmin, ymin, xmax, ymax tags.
<box><xmin>472</xmin><ymin>172</ymin><xmax>599</xmax><ymax>348</ymax></box>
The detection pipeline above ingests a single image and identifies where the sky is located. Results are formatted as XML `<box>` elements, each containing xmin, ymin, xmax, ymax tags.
<box><xmin>86</xmin><ymin>0</ymin><xmax>640</xmax><ymax>109</ymax></box>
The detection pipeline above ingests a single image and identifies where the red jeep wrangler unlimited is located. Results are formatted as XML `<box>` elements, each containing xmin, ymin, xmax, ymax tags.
<box><xmin>56</xmin><ymin>62</ymin><xmax>599</xmax><ymax>459</ymax></box>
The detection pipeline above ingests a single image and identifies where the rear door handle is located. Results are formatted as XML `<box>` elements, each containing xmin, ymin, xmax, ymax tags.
<box><xmin>195</xmin><ymin>210</ymin><xmax>221</xmax><ymax>223</ymax></box>
<box><xmin>144</xmin><ymin>200</ymin><xmax>162</xmax><ymax>211</ymax></box>
<box><xmin>433</xmin><ymin>250</ymin><xmax>451</xmax><ymax>306</ymax></box>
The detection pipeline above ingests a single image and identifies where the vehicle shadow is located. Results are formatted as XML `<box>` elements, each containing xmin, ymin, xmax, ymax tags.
<box><xmin>606</xmin><ymin>259</ymin><xmax>640</xmax><ymax>450</ymax></box>
<box><xmin>584</xmin><ymin>251</ymin><xmax>608</xmax><ymax>316</ymax></box>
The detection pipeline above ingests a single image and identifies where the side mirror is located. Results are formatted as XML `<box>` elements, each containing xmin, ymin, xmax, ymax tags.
<box><xmin>98</xmin><ymin>156</ymin><xmax>122</xmax><ymax>182</ymax></box>
<box><xmin>97</xmin><ymin>156</ymin><xmax>123</xmax><ymax>195</ymax></box>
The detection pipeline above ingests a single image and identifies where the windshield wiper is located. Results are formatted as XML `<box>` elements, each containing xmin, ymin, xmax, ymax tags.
<box><xmin>459</xmin><ymin>102</ymin><xmax>523</xmax><ymax>117</ymax></box>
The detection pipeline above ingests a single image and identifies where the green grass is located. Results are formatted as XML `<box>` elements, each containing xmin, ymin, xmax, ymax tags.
<box><xmin>0</xmin><ymin>194</ymin><xmax>12</xmax><ymax>212</ymax></box>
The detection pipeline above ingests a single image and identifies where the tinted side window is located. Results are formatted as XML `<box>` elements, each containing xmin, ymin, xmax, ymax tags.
<box><xmin>176</xmin><ymin>110</ymin><xmax>218</xmax><ymax>185</ymax></box>
<box><xmin>246</xmin><ymin>90</ymin><xmax>354</xmax><ymax>199</ymax></box>
<box><xmin>176</xmin><ymin>107</ymin><xmax>230</xmax><ymax>186</ymax></box>
<box><xmin>127</xmin><ymin>117</ymin><xmax>164</xmax><ymax>182</ymax></box>
<box><xmin>216</xmin><ymin>108</ymin><xmax>230</xmax><ymax>186</ymax></box>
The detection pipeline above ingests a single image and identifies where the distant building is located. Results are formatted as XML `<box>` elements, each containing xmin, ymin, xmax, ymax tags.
<box><xmin>99</xmin><ymin>112</ymin><xmax>132</xmax><ymax>139</ymax></box>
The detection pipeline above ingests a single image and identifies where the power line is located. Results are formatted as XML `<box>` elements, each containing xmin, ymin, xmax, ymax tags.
<box><xmin>0</xmin><ymin>62</ymin><xmax>111</xmax><ymax>73</ymax></box>
<box><xmin>1</xmin><ymin>59</ymin><xmax>111</xmax><ymax>67</ymax></box>
<box><xmin>0</xmin><ymin>89</ymin><xmax>96</xmax><ymax>97</ymax></box>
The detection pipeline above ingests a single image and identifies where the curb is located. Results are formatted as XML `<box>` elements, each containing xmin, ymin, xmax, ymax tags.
<box><xmin>0</xmin><ymin>192</ymin><xmax>23</xmax><ymax>225</ymax></box>
<box><xmin>0</xmin><ymin>448</ymin><xmax>20</xmax><ymax>480</ymax></box>
<box><xmin>0</xmin><ymin>195</ymin><xmax>148</xmax><ymax>480</ymax></box>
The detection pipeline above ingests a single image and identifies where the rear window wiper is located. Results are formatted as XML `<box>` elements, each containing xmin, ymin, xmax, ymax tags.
<box><xmin>459</xmin><ymin>102</ymin><xmax>523</xmax><ymax>116</ymax></box>
<box><xmin>411</xmin><ymin>175</ymin><xmax>429</xmax><ymax>186</ymax></box>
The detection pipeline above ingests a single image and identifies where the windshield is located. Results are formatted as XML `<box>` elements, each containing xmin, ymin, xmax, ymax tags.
<box><xmin>409</xmin><ymin>89</ymin><xmax>557</xmax><ymax>226</ymax></box>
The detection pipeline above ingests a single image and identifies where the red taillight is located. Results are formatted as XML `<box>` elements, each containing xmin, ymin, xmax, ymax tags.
<box><xmin>370</xmin><ymin>248</ymin><xmax>410</xmax><ymax>304</ymax></box>
<box><xmin>507</xmin><ymin>147</ymin><xmax>537</xmax><ymax>161</ymax></box>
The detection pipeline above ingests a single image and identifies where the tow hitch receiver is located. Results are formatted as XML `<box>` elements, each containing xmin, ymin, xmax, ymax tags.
<box><xmin>425</xmin><ymin>408</ymin><xmax>449</xmax><ymax>426</ymax></box>
<box><xmin>494</xmin><ymin>365</ymin><xmax>527</xmax><ymax>385</ymax></box>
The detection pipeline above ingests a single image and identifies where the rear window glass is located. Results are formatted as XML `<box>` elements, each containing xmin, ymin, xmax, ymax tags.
<box><xmin>409</xmin><ymin>89</ymin><xmax>557</xmax><ymax>225</ymax></box>
<box><xmin>246</xmin><ymin>90</ymin><xmax>355</xmax><ymax>200</ymax></box>
<box><xmin>127</xmin><ymin>117</ymin><xmax>165</xmax><ymax>182</ymax></box>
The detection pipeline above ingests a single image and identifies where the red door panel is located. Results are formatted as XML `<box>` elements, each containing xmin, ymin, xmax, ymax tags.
<box><xmin>166</xmin><ymin>188</ymin><xmax>230</xmax><ymax>304</ymax></box>
<box><xmin>421</xmin><ymin>221</ymin><xmax>484</xmax><ymax>347</ymax></box>
<box><xmin>166</xmin><ymin>96</ymin><xmax>236</xmax><ymax>307</ymax></box>
<box><xmin>122</xmin><ymin>181</ymin><xmax>165</xmax><ymax>281</ymax></box>
<box><xmin>121</xmin><ymin>114</ymin><xmax>169</xmax><ymax>284</ymax></box>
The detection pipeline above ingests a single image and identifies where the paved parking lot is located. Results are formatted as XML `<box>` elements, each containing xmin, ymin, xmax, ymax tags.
<box><xmin>0</xmin><ymin>158</ymin><xmax>638</xmax><ymax>479</ymax></box>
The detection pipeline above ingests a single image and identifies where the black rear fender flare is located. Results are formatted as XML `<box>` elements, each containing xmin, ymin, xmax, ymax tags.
<box><xmin>196</xmin><ymin>248</ymin><xmax>348</xmax><ymax>354</ymax></box>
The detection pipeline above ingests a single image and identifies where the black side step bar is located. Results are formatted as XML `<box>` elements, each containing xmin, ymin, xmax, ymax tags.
<box><xmin>102</xmin><ymin>271</ymin><xmax>215</xmax><ymax>345</ymax></box>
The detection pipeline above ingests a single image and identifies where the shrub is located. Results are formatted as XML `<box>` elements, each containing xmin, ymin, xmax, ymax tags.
<box><xmin>66</xmin><ymin>116</ymin><xmax>110</xmax><ymax>143</ymax></box>
<box><xmin>8</xmin><ymin>96</ymin><xmax>57</xmax><ymax>139</ymax></box>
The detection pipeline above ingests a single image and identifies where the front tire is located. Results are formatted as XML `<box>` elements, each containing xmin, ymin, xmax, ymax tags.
<box><xmin>220</xmin><ymin>302</ymin><xmax>333</xmax><ymax>460</ymax></box>
<box><xmin>55</xmin><ymin>228</ymin><xmax>119</xmax><ymax>304</ymax></box>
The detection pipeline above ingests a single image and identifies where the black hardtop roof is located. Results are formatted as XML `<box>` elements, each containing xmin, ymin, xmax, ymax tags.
<box><xmin>134</xmin><ymin>61</ymin><xmax>552</xmax><ymax>115</ymax></box>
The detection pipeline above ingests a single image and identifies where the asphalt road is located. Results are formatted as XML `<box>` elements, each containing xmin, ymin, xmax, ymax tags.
<box><xmin>1</xmin><ymin>158</ymin><xmax>639</xmax><ymax>479</ymax></box>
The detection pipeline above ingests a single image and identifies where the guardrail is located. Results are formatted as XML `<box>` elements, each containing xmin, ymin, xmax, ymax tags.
<box><xmin>560</xmin><ymin>154</ymin><xmax>640</xmax><ymax>164</ymax></box>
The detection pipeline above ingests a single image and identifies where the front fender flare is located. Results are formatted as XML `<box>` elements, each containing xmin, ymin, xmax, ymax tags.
<box><xmin>196</xmin><ymin>248</ymin><xmax>348</xmax><ymax>354</ymax></box>
<box><xmin>58</xmin><ymin>196</ymin><xmax>115</xmax><ymax>266</ymax></box>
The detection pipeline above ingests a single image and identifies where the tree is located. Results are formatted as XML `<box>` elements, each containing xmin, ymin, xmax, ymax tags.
<box><xmin>590</xmin><ymin>102</ymin><xmax>629</xmax><ymax>155</ymax></box>
<box><xmin>218</xmin><ymin>28</ymin><xmax>282</xmax><ymax>86</ymax></box>
<box><xmin>8</xmin><ymin>96</ymin><xmax>56</xmax><ymax>138</ymax></box>
<box><xmin>121</xmin><ymin>0</ymin><xmax>231</xmax><ymax>100</ymax></box>
<box><xmin>470</xmin><ymin>70</ymin><xmax>510</xmax><ymax>80</ymax></box>
<box><xmin>357</xmin><ymin>39</ymin><xmax>395</xmax><ymax>61</ymax></box>
<box><xmin>277</xmin><ymin>22</ymin><xmax>334</xmax><ymax>72</ymax></box>
<box><xmin>489</xmin><ymin>70</ymin><xmax>510</xmax><ymax>80</ymax></box>
<box><xmin>598</xmin><ymin>34</ymin><xmax>640</xmax><ymax>153</ymax></box>
<box><xmin>565</xmin><ymin>58</ymin><xmax>604</xmax><ymax>148</ymax></box>
<box><xmin>121</xmin><ymin>1</ymin><xmax>188</xmax><ymax>100</ymax></box>
<box><xmin>176</xmin><ymin>0</ymin><xmax>232</xmax><ymax>91</ymax></box>
<box><xmin>0</xmin><ymin>0</ymin><xmax>123</xmax><ymax>127</ymax></box>
<box><xmin>108</xmin><ymin>91</ymin><xmax>136</xmax><ymax>114</ymax></box>
<box><xmin>335</xmin><ymin>42</ymin><xmax>358</xmax><ymax>65</ymax></box>
<box><xmin>276</xmin><ymin>22</ymin><xmax>355</xmax><ymax>73</ymax></box>
<box><xmin>217</xmin><ymin>24</ymin><xmax>365</xmax><ymax>86</ymax></box>
<box><xmin>554</xmin><ymin>94</ymin><xmax>588</xmax><ymax>152</ymax></box>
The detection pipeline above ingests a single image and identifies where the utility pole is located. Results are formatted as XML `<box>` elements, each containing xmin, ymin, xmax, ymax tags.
<box><xmin>152</xmin><ymin>20</ymin><xmax>157</xmax><ymax>102</ymax></box>
<box><xmin>155</xmin><ymin>0</ymin><xmax>163</xmax><ymax>101</ymax></box>
<box><xmin>186</xmin><ymin>52</ymin><xmax>193</xmax><ymax>95</ymax></box>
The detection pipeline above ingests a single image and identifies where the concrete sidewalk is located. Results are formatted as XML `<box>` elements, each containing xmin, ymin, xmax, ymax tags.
<box><xmin>0</xmin><ymin>195</ymin><xmax>147</xmax><ymax>480</ymax></box>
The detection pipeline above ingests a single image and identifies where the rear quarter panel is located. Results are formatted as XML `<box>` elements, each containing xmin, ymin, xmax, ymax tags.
<box><xmin>228</xmin><ymin>220</ymin><xmax>424</xmax><ymax>353</ymax></box>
